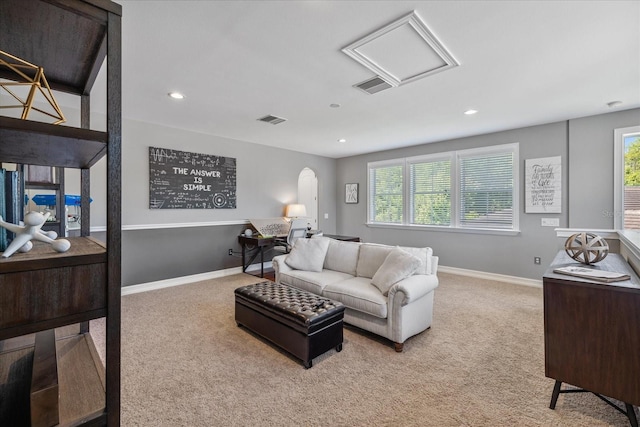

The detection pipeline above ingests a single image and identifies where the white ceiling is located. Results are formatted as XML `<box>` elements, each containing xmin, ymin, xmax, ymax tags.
<box><xmin>101</xmin><ymin>0</ymin><xmax>639</xmax><ymax>158</ymax></box>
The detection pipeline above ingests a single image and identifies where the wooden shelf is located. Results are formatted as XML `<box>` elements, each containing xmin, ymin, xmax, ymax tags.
<box><xmin>0</xmin><ymin>117</ymin><xmax>107</xmax><ymax>169</ymax></box>
<box><xmin>57</xmin><ymin>333</ymin><xmax>106</xmax><ymax>424</ymax></box>
<box><xmin>25</xmin><ymin>182</ymin><xmax>61</xmax><ymax>190</ymax></box>
<box><xmin>0</xmin><ymin>237</ymin><xmax>106</xmax><ymax>273</ymax></box>
<box><xmin>0</xmin><ymin>329</ymin><xmax>105</xmax><ymax>426</ymax></box>
<box><xmin>0</xmin><ymin>0</ymin><xmax>121</xmax><ymax>424</ymax></box>
<box><xmin>31</xmin><ymin>329</ymin><xmax>59</xmax><ymax>427</ymax></box>
<box><xmin>0</xmin><ymin>238</ymin><xmax>108</xmax><ymax>341</ymax></box>
<box><xmin>0</xmin><ymin>0</ymin><xmax>121</xmax><ymax>96</ymax></box>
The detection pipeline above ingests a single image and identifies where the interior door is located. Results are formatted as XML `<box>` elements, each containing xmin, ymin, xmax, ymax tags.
<box><xmin>298</xmin><ymin>167</ymin><xmax>318</xmax><ymax>230</ymax></box>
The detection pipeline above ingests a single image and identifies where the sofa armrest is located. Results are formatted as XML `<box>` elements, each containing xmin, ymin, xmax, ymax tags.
<box><xmin>431</xmin><ymin>256</ymin><xmax>439</xmax><ymax>275</ymax></box>
<box><xmin>272</xmin><ymin>254</ymin><xmax>292</xmax><ymax>283</ymax></box>
<box><xmin>388</xmin><ymin>274</ymin><xmax>439</xmax><ymax>306</ymax></box>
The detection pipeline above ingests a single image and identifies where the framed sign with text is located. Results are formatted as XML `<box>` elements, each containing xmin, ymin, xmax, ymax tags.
<box><xmin>149</xmin><ymin>146</ymin><xmax>236</xmax><ymax>209</ymax></box>
<box><xmin>525</xmin><ymin>156</ymin><xmax>561</xmax><ymax>213</ymax></box>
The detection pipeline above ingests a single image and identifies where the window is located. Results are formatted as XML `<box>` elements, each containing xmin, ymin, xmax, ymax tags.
<box><xmin>614</xmin><ymin>126</ymin><xmax>640</xmax><ymax>229</ymax></box>
<box><xmin>409</xmin><ymin>157</ymin><xmax>451</xmax><ymax>225</ymax></box>
<box><xmin>368</xmin><ymin>143</ymin><xmax>519</xmax><ymax>232</ymax></box>
<box><xmin>458</xmin><ymin>149</ymin><xmax>515</xmax><ymax>229</ymax></box>
<box><xmin>368</xmin><ymin>161</ymin><xmax>403</xmax><ymax>224</ymax></box>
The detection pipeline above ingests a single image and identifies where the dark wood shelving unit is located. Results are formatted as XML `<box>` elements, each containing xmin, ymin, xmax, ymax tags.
<box><xmin>544</xmin><ymin>252</ymin><xmax>640</xmax><ymax>426</ymax></box>
<box><xmin>0</xmin><ymin>0</ymin><xmax>122</xmax><ymax>425</ymax></box>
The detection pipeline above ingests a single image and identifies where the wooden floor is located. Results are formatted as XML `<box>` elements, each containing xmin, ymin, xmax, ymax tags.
<box><xmin>246</xmin><ymin>268</ymin><xmax>275</xmax><ymax>282</ymax></box>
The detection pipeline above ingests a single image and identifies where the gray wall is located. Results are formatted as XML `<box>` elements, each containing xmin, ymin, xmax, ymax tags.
<box><xmin>116</xmin><ymin>119</ymin><xmax>337</xmax><ymax>286</ymax></box>
<box><xmin>568</xmin><ymin>109</ymin><xmax>640</xmax><ymax>228</ymax></box>
<box><xmin>335</xmin><ymin>108</ymin><xmax>640</xmax><ymax>280</ymax></box>
<box><xmin>57</xmin><ymin>108</ymin><xmax>337</xmax><ymax>286</ymax></box>
<box><xmin>120</xmin><ymin>119</ymin><xmax>337</xmax><ymax>227</ymax></box>
<box><xmin>38</xmin><ymin>100</ymin><xmax>336</xmax><ymax>286</ymax></box>
<box><xmin>64</xmin><ymin>104</ymin><xmax>639</xmax><ymax>284</ymax></box>
<box><xmin>121</xmin><ymin>225</ymin><xmax>245</xmax><ymax>285</ymax></box>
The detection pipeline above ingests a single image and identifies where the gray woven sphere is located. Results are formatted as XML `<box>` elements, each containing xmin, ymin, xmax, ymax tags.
<box><xmin>564</xmin><ymin>232</ymin><xmax>609</xmax><ymax>265</ymax></box>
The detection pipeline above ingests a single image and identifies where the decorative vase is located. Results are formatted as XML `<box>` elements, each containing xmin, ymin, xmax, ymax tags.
<box><xmin>564</xmin><ymin>232</ymin><xmax>609</xmax><ymax>265</ymax></box>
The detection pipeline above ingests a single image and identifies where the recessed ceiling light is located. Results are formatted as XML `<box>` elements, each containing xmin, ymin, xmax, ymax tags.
<box><xmin>338</xmin><ymin>138</ymin><xmax>347</xmax><ymax>143</ymax></box>
<box><xmin>607</xmin><ymin>100</ymin><xmax>622</xmax><ymax>108</ymax></box>
<box><xmin>168</xmin><ymin>92</ymin><xmax>185</xmax><ymax>100</ymax></box>
<box><xmin>464</xmin><ymin>109</ymin><xmax>478</xmax><ymax>115</ymax></box>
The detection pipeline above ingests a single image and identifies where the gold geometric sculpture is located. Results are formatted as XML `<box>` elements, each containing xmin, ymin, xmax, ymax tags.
<box><xmin>564</xmin><ymin>232</ymin><xmax>609</xmax><ymax>265</ymax></box>
<box><xmin>0</xmin><ymin>50</ymin><xmax>66</xmax><ymax>124</ymax></box>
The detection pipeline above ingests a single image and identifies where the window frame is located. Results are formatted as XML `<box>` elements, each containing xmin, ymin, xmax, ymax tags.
<box><xmin>407</xmin><ymin>153</ymin><xmax>454</xmax><ymax>226</ymax></box>
<box><xmin>367</xmin><ymin>143</ymin><xmax>520</xmax><ymax>235</ymax></box>
<box><xmin>614</xmin><ymin>125</ymin><xmax>640</xmax><ymax>230</ymax></box>
<box><xmin>367</xmin><ymin>158</ymin><xmax>405</xmax><ymax>225</ymax></box>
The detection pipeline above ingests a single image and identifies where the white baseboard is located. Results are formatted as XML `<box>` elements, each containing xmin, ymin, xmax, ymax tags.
<box><xmin>437</xmin><ymin>265</ymin><xmax>542</xmax><ymax>288</ymax></box>
<box><xmin>121</xmin><ymin>266</ymin><xmax>244</xmax><ymax>296</ymax></box>
<box><xmin>122</xmin><ymin>263</ymin><xmax>541</xmax><ymax>296</ymax></box>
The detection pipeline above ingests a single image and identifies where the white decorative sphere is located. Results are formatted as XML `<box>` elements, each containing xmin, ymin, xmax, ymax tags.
<box><xmin>51</xmin><ymin>239</ymin><xmax>71</xmax><ymax>253</ymax></box>
<box><xmin>44</xmin><ymin>231</ymin><xmax>58</xmax><ymax>240</ymax></box>
<box><xmin>18</xmin><ymin>241</ymin><xmax>33</xmax><ymax>253</ymax></box>
<box><xmin>244</xmin><ymin>229</ymin><xmax>253</xmax><ymax>237</ymax></box>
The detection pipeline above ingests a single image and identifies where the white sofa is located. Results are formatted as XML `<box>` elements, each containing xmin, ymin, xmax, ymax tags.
<box><xmin>272</xmin><ymin>237</ymin><xmax>439</xmax><ymax>352</ymax></box>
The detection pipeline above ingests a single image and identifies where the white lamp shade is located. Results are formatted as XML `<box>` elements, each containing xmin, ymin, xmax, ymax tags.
<box><xmin>285</xmin><ymin>204</ymin><xmax>307</xmax><ymax>218</ymax></box>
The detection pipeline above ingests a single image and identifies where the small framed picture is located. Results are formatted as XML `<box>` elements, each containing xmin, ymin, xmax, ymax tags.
<box><xmin>345</xmin><ymin>183</ymin><xmax>358</xmax><ymax>204</ymax></box>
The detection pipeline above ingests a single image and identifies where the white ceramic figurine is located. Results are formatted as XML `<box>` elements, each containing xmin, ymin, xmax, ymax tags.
<box><xmin>0</xmin><ymin>211</ymin><xmax>71</xmax><ymax>258</ymax></box>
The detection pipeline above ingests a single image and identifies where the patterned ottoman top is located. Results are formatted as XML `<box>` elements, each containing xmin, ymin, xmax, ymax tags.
<box><xmin>235</xmin><ymin>281</ymin><xmax>344</xmax><ymax>325</ymax></box>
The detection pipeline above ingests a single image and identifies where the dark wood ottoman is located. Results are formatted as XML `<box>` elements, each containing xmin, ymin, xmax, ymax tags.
<box><xmin>234</xmin><ymin>281</ymin><xmax>345</xmax><ymax>368</ymax></box>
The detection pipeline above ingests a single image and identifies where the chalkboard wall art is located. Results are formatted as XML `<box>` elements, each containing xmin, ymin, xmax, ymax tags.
<box><xmin>149</xmin><ymin>146</ymin><xmax>236</xmax><ymax>209</ymax></box>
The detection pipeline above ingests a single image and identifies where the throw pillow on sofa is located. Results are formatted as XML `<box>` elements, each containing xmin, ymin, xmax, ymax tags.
<box><xmin>323</xmin><ymin>239</ymin><xmax>360</xmax><ymax>276</ymax></box>
<box><xmin>398</xmin><ymin>246</ymin><xmax>432</xmax><ymax>275</ymax></box>
<box><xmin>284</xmin><ymin>237</ymin><xmax>330</xmax><ymax>272</ymax></box>
<box><xmin>371</xmin><ymin>248</ymin><xmax>422</xmax><ymax>296</ymax></box>
<box><xmin>356</xmin><ymin>244</ymin><xmax>393</xmax><ymax>278</ymax></box>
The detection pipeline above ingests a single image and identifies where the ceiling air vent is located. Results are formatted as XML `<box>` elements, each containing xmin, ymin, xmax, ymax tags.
<box><xmin>257</xmin><ymin>114</ymin><xmax>287</xmax><ymax>125</ymax></box>
<box><xmin>353</xmin><ymin>76</ymin><xmax>392</xmax><ymax>95</ymax></box>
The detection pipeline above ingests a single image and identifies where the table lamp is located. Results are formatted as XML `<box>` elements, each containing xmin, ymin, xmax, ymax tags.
<box><xmin>285</xmin><ymin>204</ymin><xmax>307</xmax><ymax>218</ymax></box>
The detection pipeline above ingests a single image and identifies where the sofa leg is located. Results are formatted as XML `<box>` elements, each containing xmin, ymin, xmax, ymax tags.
<box><xmin>394</xmin><ymin>342</ymin><xmax>404</xmax><ymax>352</ymax></box>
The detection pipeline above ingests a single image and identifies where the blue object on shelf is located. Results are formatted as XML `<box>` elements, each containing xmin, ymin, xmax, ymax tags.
<box><xmin>32</xmin><ymin>194</ymin><xmax>93</xmax><ymax>206</ymax></box>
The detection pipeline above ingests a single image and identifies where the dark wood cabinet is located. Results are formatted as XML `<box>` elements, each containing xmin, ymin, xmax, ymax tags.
<box><xmin>0</xmin><ymin>0</ymin><xmax>122</xmax><ymax>425</ymax></box>
<box><xmin>544</xmin><ymin>251</ymin><xmax>640</xmax><ymax>425</ymax></box>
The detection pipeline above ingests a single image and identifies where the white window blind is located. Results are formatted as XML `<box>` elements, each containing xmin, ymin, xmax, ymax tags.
<box><xmin>410</xmin><ymin>158</ymin><xmax>451</xmax><ymax>225</ymax></box>
<box><xmin>369</xmin><ymin>163</ymin><xmax>403</xmax><ymax>223</ymax></box>
<box><xmin>367</xmin><ymin>143</ymin><xmax>518</xmax><ymax>232</ymax></box>
<box><xmin>459</xmin><ymin>151</ymin><xmax>514</xmax><ymax>229</ymax></box>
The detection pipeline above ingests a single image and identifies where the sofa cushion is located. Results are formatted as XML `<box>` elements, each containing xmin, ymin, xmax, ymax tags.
<box><xmin>285</xmin><ymin>237</ymin><xmax>330</xmax><ymax>272</ymax></box>
<box><xmin>278</xmin><ymin>270</ymin><xmax>353</xmax><ymax>295</ymax></box>
<box><xmin>371</xmin><ymin>248</ymin><xmax>422</xmax><ymax>296</ymax></box>
<box><xmin>398</xmin><ymin>246</ymin><xmax>433</xmax><ymax>275</ymax></box>
<box><xmin>323</xmin><ymin>239</ymin><xmax>360</xmax><ymax>276</ymax></box>
<box><xmin>356</xmin><ymin>244</ymin><xmax>393</xmax><ymax>279</ymax></box>
<box><xmin>323</xmin><ymin>277</ymin><xmax>388</xmax><ymax>319</ymax></box>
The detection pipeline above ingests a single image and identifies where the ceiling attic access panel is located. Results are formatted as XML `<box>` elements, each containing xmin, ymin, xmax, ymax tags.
<box><xmin>0</xmin><ymin>0</ymin><xmax>112</xmax><ymax>95</ymax></box>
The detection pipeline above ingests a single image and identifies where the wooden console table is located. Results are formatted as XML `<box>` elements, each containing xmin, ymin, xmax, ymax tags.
<box><xmin>307</xmin><ymin>233</ymin><xmax>360</xmax><ymax>242</ymax></box>
<box><xmin>543</xmin><ymin>251</ymin><xmax>640</xmax><ymax>426</ymax></box>
<box><xmin>238</xmin><ymin>235</ymin><xmax>275</xmax><ymax>278</ymax></box>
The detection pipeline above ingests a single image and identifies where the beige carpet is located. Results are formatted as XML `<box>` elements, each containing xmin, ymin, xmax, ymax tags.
<box><xmin>92</xmin><ymin>273</ymin><xmax>636</xmax><ymax>426</ymax></box>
